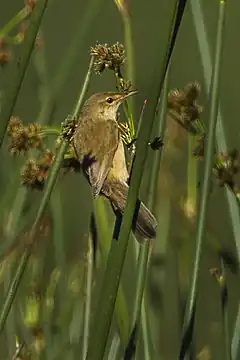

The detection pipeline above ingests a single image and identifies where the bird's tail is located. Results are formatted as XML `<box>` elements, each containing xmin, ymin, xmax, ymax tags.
<box><xmin>102</xmin><ymin>179</ymin><xmax>157</xmax><ymax>240</ymax></box>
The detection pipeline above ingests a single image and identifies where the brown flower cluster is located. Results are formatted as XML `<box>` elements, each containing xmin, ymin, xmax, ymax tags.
<box><xmin>214</xmin><ymin>149</ymin><xmax>239</xmax><ymax>193</ymax></box>
<box><xmin>21</xmin><ymin>151</ymin><xmax>54</xmax><ymax>189</ymax></box>
<box><xmin>168</xmin><ymin>82</ymin><xmax>203</xmax><ymax>124</ymax></box>
<box><xmin>119</xmin><ymin>77</ymin><xmax>132</xmax><ymax>94</ymax></box>
<box><xmin>90</xmin><ymin>42</ymin><xmax>125</xmax><ymax>73</ymax></box>
<box><xmin>7</xmin><ymin>116</ymin><xmax>43</xmax><ymax>154</ymax></box>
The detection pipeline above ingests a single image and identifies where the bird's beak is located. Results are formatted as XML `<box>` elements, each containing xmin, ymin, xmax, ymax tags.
<box><xmin>119</xmin><ymin>90</ymin><xmax>138</xmax><ymax>102</ymax></box>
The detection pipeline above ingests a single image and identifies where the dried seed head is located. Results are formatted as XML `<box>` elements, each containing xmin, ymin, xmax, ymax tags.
<box><xmin>168</xmin><ymin>82</ymin><xmax>203</xmax><ymax>123</ymax></box>
<box><xmin>90</xmin><ymin>42</ymin><xmax>126</xmax><ymax>73</ymax></box>
<box><xmin>119</xmin><ymin>78</ymin><xmax>132</xmax><ymax>93</ymax></box>
<box><xmin>214</xmin><ymin>149</ymin><xmax>239</xmax><ymax>191</ymax></box>
<box><xmin>21</xmin><ymin>151</ymin><xmax>54</xmax><ymax>190</ymax></box>
<box><xmin>61</xmin><ymin>116</ymin><xmax>78</xmax><ymax>142</ymax></box>
<box><xmin>184</xmin><ymin>82</ymin><xmax>201</xmax><ymax>104</ymax></box>
<box><xmin>21</xmin><ymin>160</ymin><xmax>44</xmax><ymax>189</ymax></box>
<box><xmin>7</xmin><ymin>117</ymin><xmax>43</xmax><ymax>154</ymax></box>
<box><xmin>0</xmin><ymin>51</ymin><xmax>10</xmax><ymax>66</ymax></box>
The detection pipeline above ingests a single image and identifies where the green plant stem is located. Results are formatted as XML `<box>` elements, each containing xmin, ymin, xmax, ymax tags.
<box><xmin>51</xmin><ymin>189</ymin><xmax>66</xmax><ymax>269</ymax></box>
<box><xmin>40</xmin><ymin>128</ymin><xmax>61</xmax><ymax>136</ymax></box>
<box><xmin>133</xmin><ymin>71</ymin><xmax>169</xmax><ymax>360</ymax></box>
<box><xmin>179</xmin><ymin>1</ymin><xmax>226</xmax><ymax>358</ymax></box>
<box><xmin>123</xmin><ymin>15</ymin><xmax>134</xmax><ymax>88</ymax></box>
<box><xmin>190</xmin><ymin>0</ymin><xmax>240</xmax><ymax>254</ymax></box>
<box><xmin>86</xmin><ymin>1</ymin><xmax>187</xmax><ymax>357</ymax></box>
<box><xmin>0</xmin><ymin>7</ymin><xmax>30</xmax><ymax>38</ymax></box>
<box><xmin>114</xmin><ymin>71</ymin><xmax>135</xmax><ymax>138</ymax></box>
<box><xmin>123</xmin><ymin>14</ymin><xmax>135</xmax><ymax>133</ymax></box>
<box><xmin>190</xmin><ymin>0</ymin><xmax>240</xmax><ymax>354</ymax></box>
<box><xmin>0</xmin><ymin>0</ymin><xmax>49</xmax><ymax>148</ymax></box>
<box><xmin>187</xmin><ymin>135</ymin><xmax>197</xmax><ymax>218</ymax></box>
<box><xmin>107</xmin><ymin>334</ymin><xmax>120</xmax><ymax>360</ymax></box>
<box><xmin>0</xmin><ymin>56</ymin><xmax>94</xmax><ymax>334</ymax></box>
<box><xmin>220</xmin><ymin>260</ymin><xmax>231</xmax><ymax>360</ymax></box>
<box><xmin>93</xmin><ymin>198</ymin><xmax>129</xmax><ymax>346</ymax></box>
<box><xmin>82</xmin><ymin>235</ymin><xmax>93</xmax><ymax>360</ymax></box>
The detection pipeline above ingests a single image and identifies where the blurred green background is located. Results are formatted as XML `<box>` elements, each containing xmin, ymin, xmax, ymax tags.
<box><xmin>0</xmin><ymin>0</ymin><xmax>240</xmax><ymax>359</ymax></box>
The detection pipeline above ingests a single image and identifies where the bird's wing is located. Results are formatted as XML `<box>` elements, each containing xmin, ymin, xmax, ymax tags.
<box><xmin>73</xmin><ymin>118</ymin><xmax>119</xmax><ymax>197</ymax></box>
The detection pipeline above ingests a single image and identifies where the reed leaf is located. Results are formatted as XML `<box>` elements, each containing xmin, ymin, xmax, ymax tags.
<box><xmin>86</xmin><ymin>1</ymin><xmax>187</xmax><ymax>359</ymax></box>
<box><xmin>93</xmin><ymin>198</ymin><xmax>129</xmax><ymax>346</ymax></box>
<box><xmin>0</xmin><ymin>7</ymin><xmax>30</xmax><ymax>38</ymax></box>
<box><xmin>82</xmin><ymin>235</ymin><xmax>94</xmax><ymax>360</ymax></box>
<box><xmin>179</xmin><ymin>1</ymin><xmax>227</xmax><ymax>358</ymax></box>
<box><xmin>132</xmin><ymin>72</ymin><xmax>169</xmax><ymax>360</ymax></box>
<box><xmin>190</xmin><ymin>0</ymin><xmax>240</xmax><ymax>358</ymax></box>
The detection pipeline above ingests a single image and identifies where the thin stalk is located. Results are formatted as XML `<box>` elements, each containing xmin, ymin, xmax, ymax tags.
<box><xmin>0</xmin><ymin>0</ymin><xmax>49</xmax><ymax>148</ymax></box>
<box><xmin>114</xmin><ymin>2</ymin><xmax>135</xmax><ymax>136</ymax></box>
<box><xmin>51</xmin><ymin>189</ymin><xmax>66</xmax><ymax>269</ymax></box>
<box><xmin>86</xmin><ymin>1</ymin><xmax>187</xmax><ymax>358</ymax></box>
<box><xmin>186</xmin><ymin>135</ymin><xmax>198</xmax><ymax>219</ymax></box>
<box><xmin>0</xmin><ymin>57</ymin><xmax>94</xmax><ymax>333</ymax></box>
<box><xmin>114</xmin><ymin>71</ymin><xmax>135</xmax><ymax>138</ymax></box>
<box><xmin>107</xmin><ymin>334</ymin><xmax>120</xmax><ymax>360</ymax></box>
<box><xmin>140</xmin><ymin>299</ymin><xmax>151</xmax><ymax>360</ymax></box>
<box><xmin>123</xmin><ymin>14</ymin><xmax>135</xmax><ymax>133</ymax></box>
<box><xmin>190</xmin><ymin>1</ymin><xmax>240</xmax><ymax>356</ymax></box>
<box><xmin>127</xmin><ymin>99</ymin><xmax>151</xmax><ymax>359</ymax></box>
<box><xmin>220</xmin><ymin>260</ymin><xmax>231</xmax><ymax>360</ymax></box>
<box><xmin>93</xmin><ymin>198</ymin><xmax>129</xmax><ymax>346</ymax></box>
<box><xmin>179</xmin><ymin>1</ymin><xmax>227</xmax><ymax>358</ymax></box>
<box><xmin>132</xmin><ymin>71</ymin><xmax>169</xmax><ymax>359</ymax></box>
<box><xmin>123</xmin><ymin>15</ymin><xmax>134</xmax><ymax>88</ymax></box>
<box><xmin>0</xmin><ymin>7</ymin><xmax>30</xmax><ymax>38</ymax></box>
<box><xmin>82</xmin><ymin>235</ymin><xmax>93</xmax><ymax>360</ymax></box>
<box><xmin>40</xmin><ymin>128</ymin><xmax>61</xmax><ymax>136</ymax></box>
<box><xmin>190</xmin><ymin>0</ymin><xmax>240</xmax><ymax>256</ymax></box>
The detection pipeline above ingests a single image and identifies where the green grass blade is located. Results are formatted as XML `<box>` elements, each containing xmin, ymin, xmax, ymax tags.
<box><xmin>93</xmin><ymin>198</ymin><xmax>129</xmax><ymax>346</ymax></box>
<box><xmin>86</xmin><ymin>2</ymin><xmax>187</xmax><ymax>358</ymax></box>
<box><xmin>51</xmin><ymin>189</ymin><xmax>66</xmax><ymax>269</ymax></box>
<box><xmin>0</xmin><ymin>56</ymin><xmax>94</xmax><ymax>334</ymax></box>
<box><xmin>132</xmin><ymin>71</ymin><xmax>169</xmax><ymax>360</ymax></box>
<box><xmin>190</xmin><ymin>1</ymin><xmax>240</xmax><ymax>358</ymax></box>
<box><xmin>220</xmin><ymin>261</ymin><xmax>231</xmax><ymax>360</ymax></box>
<box><xmin>82</xmin><ymin>235</ymin><xmax>93</xmax><ymax>360</ymax></box>
<box><xmin>190</xmin><ymin>0</ymin><xmax>240</xmax><ymax>258</ymax></box>
<box><xmin>0</xmin><ymin>7</ymin><xmax>30</xmax><ymax>38</ymax></box>
<box><xmin>0</xmin><ymin>0</ymin><xmax>49</xmax><ymax>148</ymax></box>
<box><xmin>179</xmin><ymin>1</ymin><xmax>227</xmax><ymax>358</ymax></box>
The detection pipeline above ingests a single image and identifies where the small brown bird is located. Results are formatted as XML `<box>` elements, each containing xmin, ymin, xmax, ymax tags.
<box><xmin>73</xmin><ymin>91</ymin><xmax>157</xmax><ymax>240</ymax></box>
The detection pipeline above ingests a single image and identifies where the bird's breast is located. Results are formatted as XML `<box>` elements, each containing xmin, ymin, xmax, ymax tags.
<box><xmin>107</xmin><ymin>139</ymin><xmax>129</xmax><ymax>182</ymax></box>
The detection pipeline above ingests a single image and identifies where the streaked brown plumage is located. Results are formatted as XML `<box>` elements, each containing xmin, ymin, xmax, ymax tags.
<box><xmin>73</xmin><ymin>91</ymin><xmax>157</xmax><ymax>240</ymax></box>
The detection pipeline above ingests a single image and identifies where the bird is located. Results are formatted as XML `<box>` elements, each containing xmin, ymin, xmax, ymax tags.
<box><xmin>73</xmin><ymin>91</ymin><xmax>157</xmax><ymax>241</ymax></box>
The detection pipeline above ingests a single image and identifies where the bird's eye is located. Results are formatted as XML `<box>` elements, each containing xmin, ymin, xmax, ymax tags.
<box><xmin>106</xmin><ymin>97</ymin><xmax>114</xmax><ymax>104</ymax></box>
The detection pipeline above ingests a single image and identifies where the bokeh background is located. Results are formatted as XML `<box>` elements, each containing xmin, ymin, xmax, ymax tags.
<box><xmin>0</xmin><ymin>0</ymin><xmax>240</xmax><ymax>359</ymax></box>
